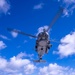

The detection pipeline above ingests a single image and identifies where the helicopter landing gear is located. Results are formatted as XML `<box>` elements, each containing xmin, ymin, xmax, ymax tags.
<box><xmin>40</xmin><ymin>58</ymin><xmax>42</xmax><ymax>60</ymax></box>
<box><xmin>45</xmin><ymin>44</ymin><xmax>52</xmax><ymax>54</ymax></box>
<box><xmin>41</xmin><ymin>47</ymin><xmax>43</xmax><ymax>50</ymax></box>
<box><xmin>48</xmin><ymin>44</ymin><xmax>52</xmax><ymax>49</ymax></box>
<box><xmin>35</xmin><ymin>45</ymin><xmax>37</xmax><ymax>48</ymax></box>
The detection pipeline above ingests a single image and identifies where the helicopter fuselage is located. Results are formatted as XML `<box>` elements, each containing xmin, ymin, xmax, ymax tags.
<box><xmin>35</xmin><ymin>32</ymin><xmax>52</xmax><ymax>60</ymax></box>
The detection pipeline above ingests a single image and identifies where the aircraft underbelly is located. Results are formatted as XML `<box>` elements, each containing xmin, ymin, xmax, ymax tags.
<box><xmin>39</xmin><ymin>40</ymin><xmax>47</xmax><ymax>46</ymax></box>
<box><xmin>37</xmin><ymin>40</ymin><xmax>48</xmax><ymax>58</ymax></box>
<box><xmin>37</xmin><ymin>46</ymin><xmax>47</xmax><ymax>58</ymax></box>
<box><xmin>38</xmin><ymin>46</ymin><xmax>46</xmax><ymax>54</ymax></box>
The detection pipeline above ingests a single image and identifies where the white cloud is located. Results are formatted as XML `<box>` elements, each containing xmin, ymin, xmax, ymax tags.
<box><xmin>38</xmin><ymin>63</ymin><xmax>75</xmax><ymax>75</ymax></box>
<box><xmin>16</xmin><ymin>52</ymin><xmax>34</xmax><ymax>60</ymax></box>
<box><xmin>16</xmin><ymin>52</ymin><xmax>26</xmax><ymax>59</ymax></box>
<box><xmin>38</xmin><ymin>26</ymin><xmax>49</xmax><ymax>33</ymax></box>
<box><xmin>0</xmin><ymin>52</ymin><xmax>36</xmax><ymax>75</ymax></box>
<box><xmin>11</xmin><ymin>31</ymin><xmax>18</xmax><ymax>38</ymax></box>
<box><xmin>55</xmin><ymin>31</ymin><xmax>75</xmax><ymax>58</ymax></box>
<box><xmin>0</xmin><ymin>41</ymin><xmax>7</xmax><ymax>50</ymax></box>
<box><xmin>58</xmin><ymin>0</ymin><xmax>75</xmax><ymax>16</ymax></box>
<box><xmin>0</xmin><ymin>53</ymin><xmax>75</xmax><ymax>75</ymax></box>
<box><xmin>0</xmin><ymin>34</ymin><xmax>10</xmax><ymax>40</ymax></box>
<box><xmin>24</xmin><ymin>64</ymin><xmax>36</xmax><ymax>75</ymax></box>
<box><xmin>0</xmin><ymin>57</ymin><xmax>7</xmax><ymax>69</ymax></box>
<box><xmin>37</xmin><ymin>26</ymin><xmax>49</xmax><ymax>36</ymax></box>
<box><xmin>0</xmin><ymin>0</ymin><xmax>10</xmax><ymax>14</ymax></box>
<box><xmin>33</xmin><ymin>3</ymin><xmax>44</xmax><ymax>9</ymax></box>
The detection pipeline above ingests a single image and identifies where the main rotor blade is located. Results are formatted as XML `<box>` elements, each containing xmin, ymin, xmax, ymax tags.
<box><xmin>50</xmin><ymin>39</ymin><xmax>60</xmax><ymax>43</ymax></box>
<box><xmin>50</xmin><ymin>39</ymin><xmax>68</xmax><ymax>44</ymax></box>
<box><xmin>7</xmin><ymin>28</ymin><xmax>37</xmax><ymax>38</ymax></box>
<box><xmin>47</xmin><ymin>7</ymin><xmax>64</xmax><ymax>32</ymax></box>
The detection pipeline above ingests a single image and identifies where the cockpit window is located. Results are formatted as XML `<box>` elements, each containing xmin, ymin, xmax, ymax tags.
<box><xmin>38</xmin><ymin>32</ymin><xmax>48</xmax><ymax>40</ymax></box>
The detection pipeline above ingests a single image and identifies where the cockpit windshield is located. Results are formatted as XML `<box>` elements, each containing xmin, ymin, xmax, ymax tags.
<box><xmin>38</xmin><ymin>32</ymin><xmax>48</xmax><ymax>40</ymax></box>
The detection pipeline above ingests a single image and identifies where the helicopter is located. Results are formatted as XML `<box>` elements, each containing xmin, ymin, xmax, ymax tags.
<box><xmin>7</xmin><ymin>7</ymin><xmax>63</xmax><ymax>62</ymax></box>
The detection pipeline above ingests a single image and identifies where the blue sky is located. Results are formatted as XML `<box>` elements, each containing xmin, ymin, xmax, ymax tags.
<box><xmin>0</xmin><ymin>0</ymin><xmax>75</xmax><ymax>75</ymax></box>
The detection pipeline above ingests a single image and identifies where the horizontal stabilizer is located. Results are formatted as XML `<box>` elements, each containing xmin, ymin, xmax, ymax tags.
<box><xmin>33</xmin><ymin>60</ymin><xmax>46</xmax><ymax>63</ymax></box>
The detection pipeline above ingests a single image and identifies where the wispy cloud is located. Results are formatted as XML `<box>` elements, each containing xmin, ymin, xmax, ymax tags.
<box><xmin>11</xmin><ymin>31</ymin><xmax>18</xmax><ymax>38</ymax></box>
<box><xmin>16</xmin><ymin>52</ymin><xmax>34</xmax><ymax>59</ymax></box>
<box><xmin>0</xmin><ymin>34</ymin><xmax>10</xmax><ymax>40</ymax></box>
<box><xmin>54</xmin><ymin>31</ymin><xmax>75</xmax><ymax>58</ymax></box>
<box><xmin>24</xmin><ymin>40</ymin><xmax>27</xmax><ymax>43</ymax></box>
<box><xmin>0</xmin><ymin>41</ymin><xmax>7</xmax><ymax>50</ymax></box>
<box><xmin>0</xmin><ymin>0</ymin><xmax>10</xmax><ymax>14</ymax></box>
<box><xmin>58</xmin><ymin>0</ymin><xmax>75</xmax><ymax>16</ymax></box>
<box><xmin>17</xmin><ymin>45</ymin><xmax>21</xmax><ymax>48</ymax></box>
<box><xmin>17</xmin><ymin>40</ymin><xmax>27</xmax><ymax>48</ymax></box>
<box><xmin>33</xmin><ymin>3</ymin><xmax>44</xmax><ymax>10</ymax></box>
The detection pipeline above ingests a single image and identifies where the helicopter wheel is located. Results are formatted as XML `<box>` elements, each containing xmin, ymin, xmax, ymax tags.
<box><xmin>40</xmin><ymin>58</ymin><xmax>42</xmax><ymax>60</ymax></box>
<box><xmin>35</xmin><ymin>46</ymin><xmax>37</xmax><ymax>48</ymax></box>
<box><xmin>41</xmin><ymin>48</ymin><xmax>43</xmax><ymax>50</ymax></box>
